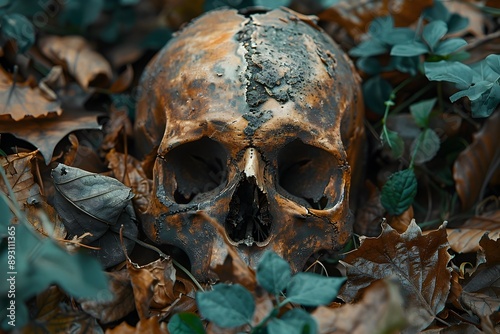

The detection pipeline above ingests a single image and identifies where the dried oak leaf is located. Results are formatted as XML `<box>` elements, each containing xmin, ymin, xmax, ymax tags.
<box><xmin>313</xmin><ymin>279</ymin><xmax>407</xmax><ymax>334</ymax></box>
<box><xmin>105</xmin><ymin>317</ymin><xmax>168</xmax><ymax>334</ymax></box>
<box><xmin>0</xmin><ymin>67</ymin><xmax>62</xmax><ymax>121</ymax></box>
<box><xmin>340</xmin><ymin>220</ymin><xmax>452</xmax><ymax>333</ymax></box>
<box><xmin>0</xmin><ymin>151</ymin><xmax>42</xmax><ymax>206</ymax></box>
<box><xmin>39</xmin><ymin>35</ymin><xmax>112</xmax><ymax>90</ymax></box>
<box><xmin>0</xmin><ymin>109</ymin><xmax>103</xmax><ymax>164</ymax></box>
<box><xmin>453</xmin><ymin>111</ymin><xmax>500</xmax><ymax>211</ymax></box>
<box><xmin>22</xmin><ymin>286</ymin><xmax>103</xmax><ymax>334</ymax></box>
<box><xmin>446</xmin><ymin>210</ymin><xmax>500</xmax><ymax>253</ymax></box>
<box><xmin>318</xmin><ymin>0</ymin><xmax>433</xmax><ymax>41</ymax></box>
<box><xmin>80</xmin><ymin>270</ymin><xmax>135</xmax><ymax>324</ymax></box>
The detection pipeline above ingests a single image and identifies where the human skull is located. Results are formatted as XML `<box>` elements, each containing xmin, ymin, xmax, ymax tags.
<box><xmin>134</xmin><ymin>8</ymin><xmax>365</xmax><ymax>281</ymax></box>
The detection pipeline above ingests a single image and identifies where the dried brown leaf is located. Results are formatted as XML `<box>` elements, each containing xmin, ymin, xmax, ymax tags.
<box><xmin>0</xmin><ymin>67</ymin><xmax>62</xmax><ymax>121</ymax></box>
<box><xmin>0</xmin><ymin>151</ymin><xmax>42</xmax><ymax>206</ymax></box>
<box><xmin>318</xmin><ymin>0</ymin><xmax>433</xmax><ymax>41</ymax></box>
<box><xmin>446</xmin><ymin>210</ymin><xmax>500</xmax><ymax>253</ymax></box>
<box><xmin>453</xmin><ymin>111</ymin><xmax>500</xmax><ymax>211</ymax></box>
<box><xmin>80</xmin><ymin>270</ymin><xmax>135</xmax><ymax>324</ymax></box>
<box><xmin>340</xmin><ymin>220</ymin><xmax>452</xmax><ymax>333</ymax></box>
<box><xmin>64</xmin><ymin>133</ymin><xmax>106</xmax><ymax>173</ymax></box>
<box><xmin>39</xmin><ymin>35</ymin><xmax>112</xmax><ymax>89</ymax></box>
<box><xmin>421</xmin><ymin>323</ymin><xmax>481</xmax><ymax>333</ymax></box>
<box><xmin>479</xmin><ymin>233</ymin><xmax>500</xmax><ymax>265</ymax></box>
<box><xmin>0</xmin><ymin>109</ymin><xmax>103</xmax><ymax>164</ymax></box>
<box><xmin>109</xmin><ymin>64</ymin><xmax>134</xmax><ymax>93</ymax></box>
<box><xmin>26</xmin><ymin>202</ymin><xmax>67</xmax><ymax>239</ymax></box>
<box><xmin>388</xmin><ymin>205</ymin><xmax>414</xmax><ymax>233</ymax></box>
<box><xmin>102</xmin><ymin>106</ymin><xmax>133</xmax><ymax>151</ymax></box>
<box><xmin>105</xmin><ymin>317</ymin><xmax>168</xmax><ymax>334</ymax></box>
<box><xmin>313</xmin><ymin>279</ymin><xmax>406</xmax><ymax>334</ymax></box>
<box><xmin>460</xmin><ymin>290</ymin><xmax>500</xmax><ymax>317</ymax></box>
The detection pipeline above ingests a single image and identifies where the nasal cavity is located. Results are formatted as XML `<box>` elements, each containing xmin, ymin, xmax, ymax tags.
<box><xmin>224</xmin><ymin>176</ymin><xmax>272</xmax><ymax>247</ymax></box>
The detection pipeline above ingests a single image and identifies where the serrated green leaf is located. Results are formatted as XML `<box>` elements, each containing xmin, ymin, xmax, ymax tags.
<box><xmin>285</xmin><ymin>273</ymin><xmax>345</xmax><ymax>307</ymax></box>
<box><xmin>363</xmin><ymin>76</ymin><xmax>392</xmax><ymax>114</ymax></box>
<box><xmin>380</xmin><ymin>129</ymin><xmax>405</xmax><ymax>159</ymax></box>
<box><xmin>380</xmin><ymin>169</ymin><xmax>418</xmax><ymax>215</ymax></box>
<box><xmin>257</xmin><ymin>251</ymin><xmax>291</xmax><ymax>295</ymax></box>
<box><xmin>424</xmin><ymin>61</ymin><xmax>474</xmax><ymax>89</ymax></box>
<box><xmin>168</xmin><ymin>313</ymin><xmax>206</xmax><ymax>334</ymax></box>
<box><xmin>280</xmin><ymin>308</ymin><xmax>318</xmax><ymax>334</ymax></box>
<box><xmin>423</xmin><ymin>20</ymin><xmax>447</xmax><ymax>50</ymax></box>
<box><xmin>391</xmin><ymin>41</ymin><xmax>428</xmax><ymax>57</ymax></box>
<box><xmin>0</xmin><ymin>13</ymin><xmax>34</xmax><ymax>53</ymax></box>
<box><xmin>411</xmin><ymin>129</ymin><xmax>440</xmax><ymax>164</ymax></box>
<box><xmin>410</xmin><ymin>98</ymin><xmax>437</xmax><ymax>128</ymax></box>
<box><xmin>197</xmin><ymin>284</ymin><xmax>255</xmax><ymax>328</ymax></box>
<box><xmin>434</xmin><ymin>38</ymin><xmax>467</xmax><ymax>56</ymax></box>
<box><xmin>486</xmin><ymin>54</ymin><xmax>500</xmax><ymax>75</ymax></box>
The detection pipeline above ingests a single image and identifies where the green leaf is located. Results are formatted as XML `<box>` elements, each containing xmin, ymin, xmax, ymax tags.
<box><xmin>423</xmin><ymin>20</ymin><xmax>447</xmax><ymax>50</ymax></box>
<box><xmin>424</xmin><ymin>61</ymin><xmax>474</xmax><ymax>89</ymax></box>
<box><xmin>410</xmin><ymin>98</ymin><xmax>437</xmax><ymax>128</ymax></box>
<box><xmin>280</xmin><ymin>308</ymin><xmax>318</xmax><ymax>334</ymax></box>
<box><xmin>450</xmin><ymin>81</ymin><xmax>493</xmax><ymax>102</ymax></box>
<box><xmin>447</xmin><ymin>13</ymin><xmax>469</xmax><ymax>34</ymax></box>
<box><xmin>197</xmin><ymin>284</ymin><xmax>255</xmax><ymax>328</ymax></box>
<box><xmin>391</xmin><ymin>41</ymin><xmax>428</xmax><ymax>57</ymax></box>
<box><xmin>434</xmin><ymin>38</ymin><xmax>467</xmax><ymax>56</ymax></box>
<box><xmin>0</xmin><ymin>195</ymin><xmax>12</xmax><ymax>232</ymax></box>
<box><xmin>411</xmin><ymin>129</ymin><xmax>440</xmax><ymax>164</ymax></box>
<box><xmin>423</xmin><ymin>0</ymin><xmax>450</xmax><ymax>22</ymax></box>
<box><xmin>0</xmin><ymin>13</ymin><xmax>35</xmax><ymax>53</ymax></box>
<box><xmin>268</xmin><ymin>318</ymin><xmax>300</xmax><ymax>334</ymax></box>
<box><xmin>58</xmin><ymin>0</ymin><xmax>104</xmax><ymax>28</ymax></box>
<box><xmin>285</xmin><ymin>273</ymin><xmax>345</xmax><ymax>307</ymax></box>
<box><xmin>257</xmin><ymin>251</ymin><xmax>291</xmax><ymax>295</ymax></box>
<box><xmin>380</xmin><ymin>129</ymin><xmax>405</xmax><ymax>159</ymax></box>
<box><xmin>486</xmin><ymin>54</ymin><xmax>500</xmax><ymax>75</ymax></box>
<box><xmin>168</xmin><ymin>313</ymin><xmax>206</xmax><ymax>334</ymax></box>
<box><xmin>363</xmin><ymin>76</ymin><xmax>392</xmax><ymax>115</ymax></box>
<box><xmin>470</xmin><ymin>83</ymin><xmax>500</xmax><ymax>118</ymax></box>
<box><xmin>349</xmin><ymin>39</ymin><xmax>388</xmax><ymax>57</ymax></box>
<box><xmin>254</xmin><ymin>0</ymin><xmax>291</xmax><ymax>8</ymax></box>
<box><xmin>380</xmin><ymin>169</ymin><xmax>418</xmax><ymax>215</ymax></box>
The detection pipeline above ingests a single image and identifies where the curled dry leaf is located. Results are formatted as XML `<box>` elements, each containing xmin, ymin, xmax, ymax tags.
<box><xmin>51</xmin><ymin>163</ymin><xmax>137</xmax><ymax>268</ymax></box>
<box><xmin>109</xmin><ymin>64</ymin><xmax>134</xmax><ymax>94</ymax></box>
<box><xmin>340</xmin><ymin>220</ymin><xmax>452</xmax><ymax>333</ymax></box>
<box><xmin>388</xmin><ymin>205</ymin><xmax>414</xmax><ymax>233</ymax></box>
<box><xmin>106</xmin><ymin>149</ymin><xmax>152</xmax><ymax>214</ymax></box>
<box><xmin>453</xmin><ymin>111</ymin><xmax>500</xmax><ymax>211</ymax></box>
<box><xmin>25</xmin><ymin>202</ymin><xmax>67</xmax><ymax>240</ymax></box>
<box><xmin>105</xmin><ymin>317</ymin><xmax>168</xmax><ymax>334</ymax></box>
<box><xmin>446</xmin><ymin>210</ymin><xmax>500</xmax><ymax>253</ymax></box>
<box><xmin>39</xmin><ymin>35</ymin><xmax>112</xmax><ymax>90</ymax></box>
<box><xmin>0</xmin><ymin>67</ymin><xmax>62</xmax><ymax>121</ymax></box>
<box><xmin>80</xmin><ymin>270</ymin><xmax>135</xmax><ymax>324</ymax></box>
<box><xmin>0</xmin><ymin>151</ymin><xmax>42</xmax><ymax>206</ymax></box>
<box><xmin>64</xmin><ymin>133</ymin><xmax>106</xmax><ymax>173</ymax></box>
<box><xmin>318</xmin><ymin>0</ymin><xmax>433</xmax><ymax>41</ymax></box>
<box><xmin>0</xmin><ymin>109</ymin><xmax>103</xmax><ymax>164</ymax></box>
<box><xmin>102</xmin><ymin>106</ymin><xmax>133</xmax><ymax>151</ymax></box>
<box><xmin>313</xmin><ymin>279</ymin><xmax>406</xmax><ymax>334</ymax></box>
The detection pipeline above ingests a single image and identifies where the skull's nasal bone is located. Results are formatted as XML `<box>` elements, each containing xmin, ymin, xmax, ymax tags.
<box><xmin>243</xmin><ymin>148</ymin><xmax>265</xmax><ymax>192</ymax></box>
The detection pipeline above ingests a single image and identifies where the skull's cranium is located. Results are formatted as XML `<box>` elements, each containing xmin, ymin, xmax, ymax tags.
<box><xmin>134</xmin><ymin>8</ymin><xmax>365</xmax><ymax>281</ymax></box>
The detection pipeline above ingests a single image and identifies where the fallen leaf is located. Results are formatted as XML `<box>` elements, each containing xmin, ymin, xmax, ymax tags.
<box><xmin>109</xmin><ymin>64</ymin><xmax>134</xmax><ymax>93</ymax></box>
<box><xmin>421</xmin><ymin>323</ymin><xmax>482</xmax><ymax>333</ymax></box>
<box><xmin>340</xmin><ymin>220</ymin><xmax>452</xmax><ymax>333</ymax></box>
<box><xmin>0</xmin><ymin>151</ymin><xmax>42</xmax><ymax>206</ymax></box>
<box><xmin>39</xmin><ymin>35</ymin><xmax>112</xmax><ymax>90</ymax></box>
<box><xmin>102</xmin><ymin>106</ymin><xmax>133</xmax><ymax>151</ymax></box>
<box><xmin>479</xmin><ymin>233</ymin><xmax>500</xmax><ymax>265</ymax></box>
<box><xmin>446</xmin><ymin>210</ymin><xmax>500</xmax><ymax>253</ymax></box>
<box><xmin>354</xmin><ymin>181</ymin><xmax>384</xmax><ymax>237</ymax></box>
<box><xmin>80</xmin><ymin>270</ymin><xmax>135</xmax><ymax>324</ymax></box>
<box><xmin>313</xmin><ymin>279</ymin><xmax>407</xmax><ymax>334</ymax></box>
<box><xmin>453</xmin><ymin>111</ymin><xmax>500</xmax><ymax>211</ymax></box>
<box><xmin>0</xmin><ymin>67</ymin><xmax>62</xmax><ymax>121</ymax></box>
<box><xmin>52</xmin><ymin>163</ymin><xmax>137</xmax><ymax>268</ymax></box>
<box><xmin>25</xmin><ymin>202</ymin><xmax>67</xmax><ymax>240</ymax></box>
<box><xmin>318</xmin><ymin>0</ymin><xmax>433</xmax><ymax>41</ymax></box>
<box><xmin>64</xmin><ymin>133</ymin><xmax>107</xmax><ymax>173</ymax></box>
<box><xmin>0</xmin><ymin>109</ymin><xmax>103</xmax><ymax>164</ymax></box>
<box><xmin>388</xmin><ymin>205</ymin><xmax>414</xmax><ymax>233</ymax></box>
<box><xmin>106</xmin><ymin>149</ymin><xmax>152</xmax><ymax>214</ymax></box>
<box><xmin>460</xmin><ymin>289</ymin><xmax>500</xmax><ymax>317</ymax></box>
<box><xmin>105</xmin><ymin>317</ymin><xmax>168</xmax><ymax>334</ymax></box>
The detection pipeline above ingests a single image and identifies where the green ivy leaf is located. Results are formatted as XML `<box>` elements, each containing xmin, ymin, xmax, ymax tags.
<box><xmin>434</xmin><ymin>38</ymin><xmax>467</xmax><ymax>56</ymax></box>
<box><xmin>363</xmin><ymin>76</ymin><xmax>392</xmax><ymax>114</ymax></box>
<box><xmin>486</xmin><ymin>54</ymin><xmax>500</xmax><ymax>75</ymax></box>
<box><xmin>280</xmin><ymin>308</ymin><xmax>318</xmax><ymax>334</ymax></box>
<box><xmin>267</xmin><ymin>318</ymin><xmax>300</xmax><ymax>334</ymax></box>
<box><xmin>380</xmin><ymin>129</ymin><xmax>405</xmax><ymax>159</ymax></box>
<box><xmin>168</xmin><ymin>313</ymin><xmax>206</xmax><ymax>334</ymax></box>
<box><xmin>470</xmin><ymin>84</ymin><xmax>500</xmax><ymax>118</ymax></box>
<box><xmin>391</xmin><ymin>41</ymin><xmax>428</xmax><ymax>57</ymax></box>
<box><xmin>0</xmin><ymin>13</ymin><xmax>35</xmax><ymax>53</ymax></box>
<box><xmin>380</xmin><ymin>169</ymin><xmax>418</xmax><ymax>215</ymax></box>
<box><xmin>424</xmin><ymin>61</ymin><xmax>474</xmax><ymax>89</ymax></box>
<box><xmin>411</xmin><ymin>128</ymin><xmax>441</xmax><ymax>164</ymax></box>
<box><xmin>423</xmin><ymin>20</ymin><xmax>447</xmax><ymax>51</ymax></box>
<box><xmin>349</xmin><ymin>39</ymin><xmax>388</xmax><ymax>57</ymax></box>
<box><xmin>450</xmin><ymin>81</ymin><xmax>493</xmax><ymax>102</ymax></box>
<box><xmin>257</xmin><ymin>251</ymin><xmax>291</xmax><ymax>295</ymax></box>
<box><xmin>285</xmin><ymin>273</ymin><xmax>345</xmax><ymax>307</ymax></box>
<box><xmin>410</xmin><ymin>98</ymin><xmax>437</xmax><ymax>128</ymax></box>
<box><xmin>197</xmin><ymin>284</ymin><xmax>255</xmax><ymax>328</ymax></box>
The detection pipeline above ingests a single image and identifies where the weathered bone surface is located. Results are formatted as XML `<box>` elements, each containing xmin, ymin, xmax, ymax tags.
<box><xmin>134</xmin><ymin>7</ymin><xmax>365</xmax><ymax>281</ymax></box>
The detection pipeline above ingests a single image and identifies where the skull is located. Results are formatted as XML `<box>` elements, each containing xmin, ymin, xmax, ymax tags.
<box><xmin>134</xmin><ymin>8</ymin><xmax>365</xmax><ymax>281</ymax></box>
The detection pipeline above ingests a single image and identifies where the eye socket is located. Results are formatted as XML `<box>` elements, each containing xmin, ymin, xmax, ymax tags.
<box><xmin>162</xmin><ymin>137</ymin><xmax>228</xmax><ymax>204</ymax></box>
<box><xmin>277</xmin><ymin>139</ymin><xmax>341</xmax><ymax>209</ymax></box>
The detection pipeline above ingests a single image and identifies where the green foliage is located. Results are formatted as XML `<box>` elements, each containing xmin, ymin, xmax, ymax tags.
<box><xmin>0</xmin><ymin>13</ymin><xmax>35</xmax><ymax>52</ymax></box>
<box><xmin>381</xmin><ymin>168</ymin><xmax>418</xmax><ymax>215</ymax></box>
<box><xmin>173</xmin><ymin>251</ymin><xmax>345</xmax><ymax>334</ymax></box>
<box><xmin>0</xmin><ymin>195</ymin><xmax>12</xmax><ymax>232</ymax></box>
